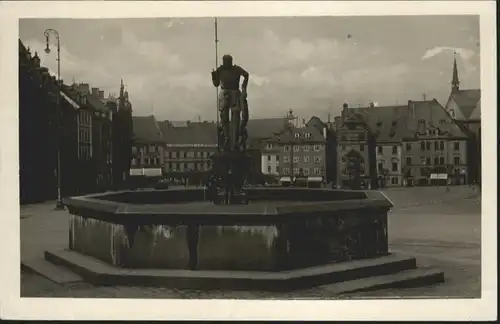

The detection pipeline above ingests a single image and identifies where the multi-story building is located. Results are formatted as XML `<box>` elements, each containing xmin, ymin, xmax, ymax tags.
<box><xmin>307</xmin><ymin>116</ymin><xmax>337</xmax><ymax>185</ymax></box>
<box><xmin>130</xmin><ymin>115</ymin><xmax>164</xmax><ymax>176</ymax></box>
<box><xmin>401</xmin><ymin>99</ymin><xmax>469</xmax><ymax>186</ymax></box>
<box><xmin>443</xmin><ymin>54</ymin><xmax>481</xmax><ymax>185</ymax></box>
<box><xmin>159</xmin><ymin>120</ymin><xmax>218</xmax><ymax>174</ymax></box>
<box><xmin>246</xmin><ymin>117</ymin><xmax>290</xmax><ymax>177</ymax></box>
<box><xmin>335</xmin><ymin>103</ymin><xmax>376</xmax><ymax>189</ymax></box>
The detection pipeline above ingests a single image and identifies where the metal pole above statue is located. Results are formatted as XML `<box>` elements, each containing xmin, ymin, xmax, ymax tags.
<box><xmin>209</xmin><ymin>17</ymin><xmax>251</xmax><ymax>204</ymax></box>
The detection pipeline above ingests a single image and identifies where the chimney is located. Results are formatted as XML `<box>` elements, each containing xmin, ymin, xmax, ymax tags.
<box><xmin>78</xmin><ymin>83</ymin><xmax>90</xmax><ymax>94</ymax></box>
<box><xmin>91</xmin><ymin>87</ymin><xmax>99</xmax><ymax>97</ymax></box>
<box><xmin>369</xmin><ymin>102</ymin><xmax>375</xmax><ymax>108</ymax></box>
<box><xmin>341</xmin><ymin>102</ymin><xmax>348</xmax><ymax>118</ymax></box>
<box><xmin>99</xmin><ymin>90</ymin><xmax>104</xmax><ymax>99</ymax></box>
<box><xmin>323</xmin><ymin>126</ymin><xmax>327</xmax><ymax>139</ymax></box>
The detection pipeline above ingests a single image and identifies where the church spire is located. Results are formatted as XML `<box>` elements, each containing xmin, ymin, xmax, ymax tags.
<box><xmin>451</xmin><ymin>50</ymin><xmax>460</xmax><ymax>93</ymax></box>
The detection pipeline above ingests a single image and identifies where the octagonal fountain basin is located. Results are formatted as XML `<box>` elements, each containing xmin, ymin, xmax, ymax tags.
<box><xmin>57</xmin><ymin>187</ymin><xmax>393</xmax><ymax>272</ymax></box>
<box><xmin>42</xmin><ymin>187</ymin><xmax>445</xmax><ymax>292</ymax></box>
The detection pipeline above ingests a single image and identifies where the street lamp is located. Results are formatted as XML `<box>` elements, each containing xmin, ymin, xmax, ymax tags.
<box><xmin>44</xmin><ymin>28</ymin><xmax>64</xmax><ymax>210</ymax></box>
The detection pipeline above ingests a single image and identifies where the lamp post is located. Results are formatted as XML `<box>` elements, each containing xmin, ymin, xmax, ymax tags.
<box><xmin>44</xmin><ymin>28</ymin><xmax>64</xmax><ymax>210</ymax></box>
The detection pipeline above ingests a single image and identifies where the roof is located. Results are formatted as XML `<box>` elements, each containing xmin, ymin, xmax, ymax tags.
<box><xmin>246</xmin><ymin>118</ymin><xmax>287</xmax><ymax>139</ymax></box>
<box><xmin>451</xmin><ymin>89</ymin><xmax>481</xmax><ymax>120</ymax></box>
<box><xmin>406</xmin><ymin>99</ymin><xmax>467</xmax><ymax>138</ymax></box>
<box><xmin>132</xmin><ymin>115</ymin><xmax>164</xmax><ymax>143</ymax></box>
<box><xmin>342</xmin><ymin>105</ymin><xmax>408</xmax><ymax>143</ymax></box>
<box><xmin>269</xmin><ymin>125</ymin><xmax>326</xmax><ymax>143</ymax></box>
<box><xmin>158</xmin><ymin>121</ymin><xmax>217</xmax><ymax>146</ymax></box>
<box><xmin>468</xmin><ymin>98</ymin><xmax>481</xmax><ymax>121</ymax></box>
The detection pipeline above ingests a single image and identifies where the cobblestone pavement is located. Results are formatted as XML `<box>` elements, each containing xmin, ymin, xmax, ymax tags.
<box><xmin>20</xmin><ymin>186</ymin><xmax>481</xmax><ymax>299</ymax></box>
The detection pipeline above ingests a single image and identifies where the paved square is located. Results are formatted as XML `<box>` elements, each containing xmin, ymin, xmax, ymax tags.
<box><xmin>20</xmin><ymin>186</ymin><xmax>481</xmax><ymax>298</ymax></box>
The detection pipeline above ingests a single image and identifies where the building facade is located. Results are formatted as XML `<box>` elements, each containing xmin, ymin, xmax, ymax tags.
<box><xmin>401</xmin><ymin>100</ymin><xmax>469</xmax><ymax>186</ymax></box>
<box><xmin>443</xmin><ymin>54</ymin><xmax>481</xmax><ymax>185</ymax></box>
<box><xmin>335</xmin><ymin>103</ymin><xmax>377</xmax><ymax>189</ymax></box>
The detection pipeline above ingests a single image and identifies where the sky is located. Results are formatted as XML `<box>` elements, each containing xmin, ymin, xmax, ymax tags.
<box><xmin>19</xmin><ymin>16</ymin><xmax>480</xmax><ymax>122</ymax></box>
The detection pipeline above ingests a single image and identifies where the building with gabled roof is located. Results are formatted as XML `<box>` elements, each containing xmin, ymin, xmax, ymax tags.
<box><xmin>442</xmin><ymin>53</ymin><xmax>481</xmax><ymax>185</ymax></box>
<box><xmin>401</xmin><ymin>99</ymin><xmax>469</xmax><ymax>186</ymax></box>
<box><xmin>130</xmin><ymin>115</ymin><xmax>164</xmax><ymax>172</ymax></box>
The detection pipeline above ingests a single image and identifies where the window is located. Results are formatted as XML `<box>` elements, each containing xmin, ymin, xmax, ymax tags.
<box><xmin>293</xmin><ymin>168</ymin><xmax>299</xmax><ymax>175</ymax></box>
<box><xmin>392</xmin><ymin>146</ymin><xmax>398</xmax><ymax>155</ymax></box>
<box><xmin>434</xmin><ymin>157</ymin><xmax>439</xmax><ymax>165</ymax></box>
<box><xmin>360</xmin><ymin>144</ymin><xmax>365</xmax><ymax>152</ymax></box>
<box><xmin>454</xmin><ymin>156</ymin><xmax>460</xmax><ymax>165</ymax></box>
<box><xmin>378</xmin><ymin>146</ymin><xmax>383</xmax><ymax>154</ymax></box>
<box><xmin>314</xmin><ymin>156</ymin><xmax>321</xmax><ymax>163</ymax></box>
<box><xmin>179</xmin><ymin>151</ymin><xmax>184</xmax><ymax>158</ymax></box>
<box><xmin>149</xmin><ymin>145</ymin><xmax>156</xmax><ymax>153</ymax></box>
<box><xmin>303</xmin><ymin>145</ymin><xmax>310</xmax><ymax>152</ymax></box>
<box><xmin>305</xmin><ymin>133</ymin><xmax>311</xmax><ymax>138</ymax></box>
<box><xmin>391</xmin><ymin>177</ymin><xmax>399</xmax><ymax>185</ymax></box>
<box><xmin>419</xmin><ymin>119</ymin><xmax>426</xmax><ymax>126</ymax></box>
<box><xmin>420</xmin><ymin>157</ymin><xmax>426</xmax><ymax>165</ymax></box>
<box><xmin>392</xmin><ymin>162</ymin><xmax>398</xmax><ymax>172</ymax></box>
<box><xmin>378</xmin><ymin>163</ymin><xmax>383</xmax><ymax>172</ymax></box>
<box><xmin>440</xmin><ymin>141</ymin><xmax>445</xmax><ymax>151</ymax></box>
<box><xmin>303</xmin><ymin>168</ymin><xmax>310</xmax><ymax>175</ymax></box>
<box><xmin>294</xmin><ymin>133</ymin><xmax>300</xmax><ymax>138</ymax></box>
<box><xmin>314</xmin><ymin>168</ymin><xmax>321</xmax><ymax>175</ymax></box>
<box><xmin>434</xmin><ymin>141</ymin><xmax>439</xmax><ymax>150</ymax></box>
<box><xmin>439</xmin><ymin>156</ymin><xmax>445</xmax><ymax>165</ymax></box>
<box><xmin>304</xmin><ymin>156</ymin><xmax>310</xmax><ymax>162</ymax></box>
<box><xmin>275</xmin><ymin>155</ymin><xmax>280</xmax><ymax>163</ymax></box>
<box><xmin>405</xmin><ymin>157</ymin><xmax>412</xmax><ymax>166</ymax></box>
<box><xmin>405</xmin><ymin>143</ymin><xmax>412</xmax><ymax>151</ymax></box>
<box><xmin>131</xmin><ymin>158</ymin><xmax>136</xmax><ymax>166</ymax></box>
<box><xmin>267</xmin><ymin>155</ymin><xmax>271</xmax><ymax>161</ymax></box>
<box><xmin>421</xmin><ymin>141</ymin><xmax>425</xmax><ymax>151</ymax></box>
<box><xmin>426</xmin><ymin>157</ymin><xmax>431</xmax><ymax>166</ymax></box>
<box><xmin>144</xmin><ymin>157</ymin><xmax>150</xmax><ymax>165</ymax></box>
<box><xmin>283</xmin><ymin>168</ymin><xmax>289</xmax><ymax>175</ymax></box>
<box><xmin>266</xmin><ymin>143</ymin><xmax>273</xmax><ymax>150</ymax></box>
<box><xmin>314</xmin><ymin>145</ymin><xmax>321</xmax><ymax>151</ymax></box>
<box><xmin>450</xmin><ymin>110</ymin><xmax>455</xmax><ymax>118</ymax></box>
<box><xmin>187</xmin><ymin>151</ymin><xmax>194</xmax><ymax>158</ymax></box>
<box><xmin>426</xmin><ymin>141</ymin><xmax>431</xmax><ymax>150</ymax></box>
<box><xmin>283</xmin><ymin>156</ymin><xmax>289</xmax><ymax>163</ymax></box>
<box><xmin>454</xmin><ymin>141</ymin><xmax>460</xmax><ymax>151</ymax></box>
<box><xmin>293</xmin><ymin>156</ymin><xmax>299</xmax><ymax>163</ymax></box>
<box><xmin>268</xmin><ymin>165</ymin><xmax>272</xmax><ymax>173</ymax></box>
<box><xmin>284</xmin><ymin>145</ymin><xmax>290</xmax><ymax>152</ymax></box>
<box><xmin>276</xmin><ymin>166</ymin><xmax>280</xmax><ymax>173</ymax></box>
<box><xmin>293</xmin><ymin>145</ymin><xmax>300</xmax><ymax>152</ymax></box>
<box><xmin>132</xmin><ymin>146</ymin><xmax>138</xmax><ymax>154</ymax></box>
<box><xmin>172</xmin><ymin>151</ymin><xmax>177</xmax><ymax>158</ymax></box>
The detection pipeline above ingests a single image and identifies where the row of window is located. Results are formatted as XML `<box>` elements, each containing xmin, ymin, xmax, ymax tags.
<box><xmin>267</xmin><ymin>155</ymin><xmax>323</xmax><ymax>163</ymax></box>
<box><xmin>165</xmin><ymin>162</ymin><xmax>210</xmax><ymax>171</ymax></box>
<box><xmin>378</xmin><ymin>162</ymin><xmax>399</xmax><ymax>173</ymax></box>
<box><xmin>165</xmin><ymin>151</ymin><xmax>211</xmax><ymax>159</ymax></box>
<box><xmin>283</xmin><ymin>144</ymin><xmax>323</xmax><ymax>152</ymax></box>
<box><xmin>377</xmin><ymin>146</ymin><xmax>399</xmax><ymax>155</ymax></box>
<box><xmin>131</xmin><ymin>157</ymin><xmax>161</xmax><ymax>166</ymax></box>
<box><xmin>340</xmin><ymin>144</ymin><xmax>365</xmax><ymax>152</ymax></box>
<box><xmin>405</xmin><ymin>141</ymin><xmax>460</xmax><ymax>152</ymax></box>
<box><xmin>281</xmin><ymin>167</ymin><xmax>323</xmax><ymax>176</ymax></box>
<box><xmin>406</xmin><ymin>156</ymin><xmax>461</xmax><ymax>166</ymax></box>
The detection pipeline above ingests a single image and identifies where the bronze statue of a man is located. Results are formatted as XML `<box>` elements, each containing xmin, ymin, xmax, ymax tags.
<box><xmin>211</xmin><ymin>54</ymin><xmax>249</xmax><ymax>151</ymax></box>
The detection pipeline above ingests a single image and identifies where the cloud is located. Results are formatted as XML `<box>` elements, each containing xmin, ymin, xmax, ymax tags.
<box><xmin>422</xmin><ymin>46</ymin><xmax>475</xmax><ymax>61</ymax></box>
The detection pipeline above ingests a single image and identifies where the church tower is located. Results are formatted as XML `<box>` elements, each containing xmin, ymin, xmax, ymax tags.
<box><xmin>451</xmin><ymin>51</ymin><xmax>460</xmax><ymax>93</ymax></box>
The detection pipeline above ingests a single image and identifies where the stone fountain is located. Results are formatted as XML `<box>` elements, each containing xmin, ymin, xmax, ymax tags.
<box><xmin>43</xmin><ymin>88</ymin><xmax>444</xmax><ymax>294</ymax></box>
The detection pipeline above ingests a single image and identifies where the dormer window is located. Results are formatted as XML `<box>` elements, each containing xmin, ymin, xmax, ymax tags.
<box><xmin>418</xmin><ymin>119</ymin><xmax>426</xmax><ymax>126</ymax></box>
<box><xmin>376</xmin><ymin>121</ymin><xmax>382</xmax><ymax>127</ymax></box>
<box><xmin>294</xmin><ymin>133</ymin><xmax>300</xmax><ymax>138</ymax></box>
<box><xmin>439</xmin><ymin>119</ymin><xmax>446</xmax><ymax>125</ymax></box>
<box><xmin>305</xmin><ymin>133</ymin><xmax>311</xmax><ymax>138</ymax></box>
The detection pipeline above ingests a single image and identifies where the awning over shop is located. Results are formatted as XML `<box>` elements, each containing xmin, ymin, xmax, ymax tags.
<box><xmin>130</xmin><ymin>168</ymin><xmax>163</xmax><ymax>177</ymax></box>
<box><xmin>307</xmin><ymin>177</ymin><xmax>323</xmax><ymax>182</ymax></box>
<box><xmin>280</xmin><ymin>177</ymin><xmax>292</xmax><ymax>182</ymax></box>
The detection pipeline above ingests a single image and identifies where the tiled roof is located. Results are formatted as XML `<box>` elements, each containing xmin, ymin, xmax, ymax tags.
<box><xmin>269</xmin><ymin>125</ymin><xmax>326</xmax><ymax>143</ymax></box>
<box><xmin>158</xmin><ymin>121</ymin><xmax>217</xmax><ymax>146</ymax></box>
<box><xmin>406</xmin><ymin>99</ymin><xmax>467</xmax><ymax>138</ymax></box>
<box><xmin>451</xmin><ymin>89</ymin><xmax>481</xmax><ymax>120</ymax></box>
<box><xmin>246</xmin><ymin>118</ymin><xmax>288</xmax><ymax>139</ymax></box>
<box><xmin>344</xmin><ymin>105</ymin><xmax>408</xmax><ymax>143</ymax></box>
<box><xmin>132</xmin><ymin>115</ymin><xmax>164</xmax><ymax>143</ymax></box>
<box><xmin>468</xmin><ymin>98</ymin><xmax>481</xmax><ymax>121</ymax></box>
